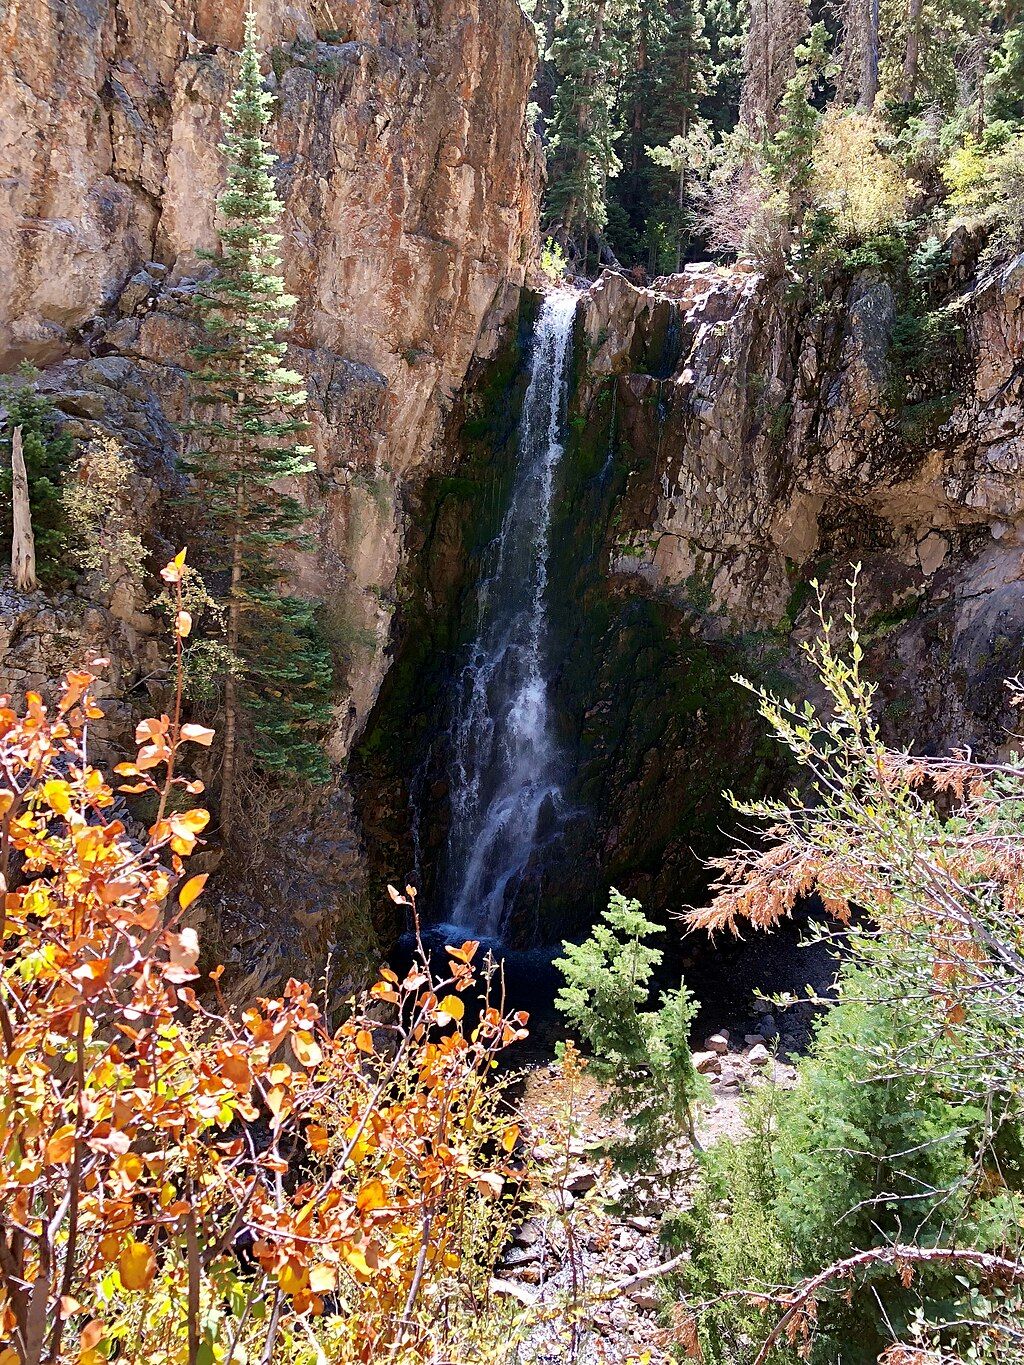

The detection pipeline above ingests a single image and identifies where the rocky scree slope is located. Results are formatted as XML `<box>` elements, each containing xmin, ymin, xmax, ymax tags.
<box><xmin>0</xmin><ymin>0</ymin><xmax>540</xmax><ymax>990</ymax></box>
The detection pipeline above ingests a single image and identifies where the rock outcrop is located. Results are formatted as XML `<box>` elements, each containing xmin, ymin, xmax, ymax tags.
<box><xmin>579</xmin><ymin>245</ymin><xmax>1024</xmax><ymax>758</ymax></box>
<box><xmin>0</xmin><ymin>0</ymin><xmax>540</xmax><ymax>986</ymax></box>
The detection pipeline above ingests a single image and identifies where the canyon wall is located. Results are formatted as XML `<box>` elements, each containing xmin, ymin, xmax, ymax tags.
<box><xmin>359</xmin><ymin>236</ymin><xmax>1024</xmax><ymax>943</ymax></box>
<box><xmin>579</xmin><ymin>242</ymin><xmax>1024</xmax><ymax>762</ymax></box>
<box><xmin>0</xmin><ymin>0</ymin><xmax>540</xmax><ymax>988</ymax></box>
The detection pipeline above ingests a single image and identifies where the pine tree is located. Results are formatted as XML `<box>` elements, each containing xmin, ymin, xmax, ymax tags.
<box><xmin>644</xmin><ymin>0</ymin><xmax>714</xmax><ymax>269</ymax></box>
<box><xmin>185</xmin><ymin>6</ymin><xmax>333</xmax><ymax>838</ymax></box>
<box><xmin>546</xmin><ymin>0</ymin><xmax>625</xmax><ymax>262</ymax></box>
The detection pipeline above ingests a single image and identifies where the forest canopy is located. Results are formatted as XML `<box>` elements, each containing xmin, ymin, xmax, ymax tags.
<box><xmin>527</xmin><ymin>0</ymin><xmax>1024</xmax><ymax>276</ymax></box>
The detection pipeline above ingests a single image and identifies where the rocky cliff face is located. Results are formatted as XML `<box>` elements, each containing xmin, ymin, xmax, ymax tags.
<box><xmin>358</xmin><ymin>237</ymin><xmax>1024</xmax><ymax>946</ymax></box>
<box><xmin>0</xmin><ymin>0</ymin><xmax>540</xmax><ymax>988</ymax></box>
<box><xmin>579</xmin><ymin>242</ymin><xmax>1024</xmax><ymax>759</ymax></box>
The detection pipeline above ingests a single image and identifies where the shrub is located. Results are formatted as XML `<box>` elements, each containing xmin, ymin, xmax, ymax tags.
<box><xmin>540</xmin><ymin>236</ymin><xmax>570</xmax><ymax>283</ymax></box>
<box><xmin>679</xmin><ymin>579</ymin><xmax>1024</xmax><ymax>1362</ymax></box>
<box><xmin>555</xmin><ymin>889</ymin><xmax>708</xmax><ymax>1175</ymax></box>
<box><xmin>62</xmin><ymin>436</ymin><xmax>147</xmax><ymax>595</ymax></box>
<box><xmin>809</xmin><ymin>110</ymin><xmax>909</xmax><ymax>243</ymax></box>
<box><xmin>941</xmin><ymin>134</ymin><xmax>993</xmax><ymax>214</ymax></box>
<box><xmin>992</xmin><ymin>132</ymin><xmax>1024</xmax><ymax>243</ymax></box>
<box><xmin>0</xmin><ymin>553</ymin><xmax>534</xmax><ymax>1365</ymax></box>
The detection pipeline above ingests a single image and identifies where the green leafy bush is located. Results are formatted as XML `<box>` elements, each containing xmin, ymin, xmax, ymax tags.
<box><xmin>678</xmin><ymin>585</ymin><xmax>1024</xmax><ymax>1361</ymax></box>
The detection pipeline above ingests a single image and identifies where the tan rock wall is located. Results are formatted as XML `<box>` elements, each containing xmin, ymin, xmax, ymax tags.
<box><xmin>1</xmin><ymin>0</ymin><xmax>540</xmax><ymax>753</ymax></box>
<box><xmin>0</xmin><ymin>0</ymin><xmax>540</xmax><ymax>986</ymax></box>
<box><xmin>579</xmin><ymin>250</ymin><xmax>1024</xmax><ymax>756</ymax></box>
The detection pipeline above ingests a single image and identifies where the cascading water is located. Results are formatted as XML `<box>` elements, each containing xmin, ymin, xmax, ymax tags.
<box><xmin>442</xmin><ymin>289</ymin><xmax>579</xmax><ymax>938</ymax></box>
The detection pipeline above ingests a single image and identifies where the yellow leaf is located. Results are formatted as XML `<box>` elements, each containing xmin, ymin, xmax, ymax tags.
<box><xmin>309</xmin><ymin>1264</ymin><xmax>337</xmax><ymax>1293</ymax></box>
<box><xmin>178</xmin><ymin>874</ymin><xmax>208</xmax><ymax>911</ymax></box>
<box><xmin>343</xmin><ymin>1246</ymin><xmax>372</xmax><ymax>1278</ymax></box>
<box><xmin>43</xmin><ymin>779</ymin><xmax>72</xmax><ymax>816</ymax></box>
<box><xmin>291</xmin><ymin>1030</ymin><xmax>323</xmax><ymax>1068</ymax></box>
<box><xmin>118</xmin><ymin>1239</ymin><xmax>156</xmax><ymax>1291</ymax></box>
<box><xmin>438</xmin><ymin>994</ymin><xmax>465</xmax><ymax>1023</ymax></box>
<box><xmin>501</xmin><ymin>1124</ymin><xmax>520</xmax><ymax>1154</ymax></box>
<box><xmin>161</xmin><ymin>549</ymin><xmax>187</xmax><ymax>584</ymax></box>
<box><xmin>278</xmin><ymin>1260</ymin><xmax>307</xmax><ymax>1295</ymax></box>
<box><xmin>118</xmin><ymin>1152</ymin><xmax>144</xmax><ymax>1185</ymax></box>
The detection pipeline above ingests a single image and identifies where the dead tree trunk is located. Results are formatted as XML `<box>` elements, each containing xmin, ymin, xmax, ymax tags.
<box><xmin>11</xmin><ymin>426</ymin><xmax>38</xmax><ymax>592</ymax></box>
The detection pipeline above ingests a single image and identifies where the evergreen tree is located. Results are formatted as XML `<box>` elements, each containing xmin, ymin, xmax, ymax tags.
<box><xmin>185</xmin><ymin>5</ymin><xmax>333</xmax><ymax>837</ymax></box>
<box><xmin>1</xmin><ymin>372</ymin><xmax>74</xmax><ymax>587</ymax></box>
<box><xmin>546</xmin><ymin>0</ymin><xmax>625</xmax><ymax>262</ymax></box>
<box><xmin>555</xmin><ymin>889</ymin><xmax>708</xmax><ymax>1172</ymax></box>
<box><xmin>643</xmin><ymin>0</ymin><xmax>714</xmax><ymax>269</ymax></box>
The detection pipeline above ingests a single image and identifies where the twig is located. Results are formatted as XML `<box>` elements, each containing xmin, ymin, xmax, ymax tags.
<box><xmin>752</xmin><ymin>1244</ymin><xmax>1024</xmax><ymax>1365</ymax></box>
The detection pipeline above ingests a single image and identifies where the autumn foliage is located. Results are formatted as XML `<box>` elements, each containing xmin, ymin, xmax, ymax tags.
<box><xmin>0</xmin><ymin>554</ymin><xmax>530</xmax><ymax>1365</ymax></box>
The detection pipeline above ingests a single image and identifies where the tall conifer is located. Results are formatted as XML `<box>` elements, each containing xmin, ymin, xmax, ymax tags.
<box><xmin>546</xmin><ymin>0</ymin><xmax>624</xmax><ymax>260</ymax></box>
<box><xmin>186</xmin><ymin>5</ymin><xmax>333</xmax><ymax>838</ymax></box>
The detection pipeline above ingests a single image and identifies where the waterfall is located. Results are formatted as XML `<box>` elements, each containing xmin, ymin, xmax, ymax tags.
<box><xmin>442</xmin><ymin>290</ymin><xmax>579</xmax><ymax>938</ymax></box>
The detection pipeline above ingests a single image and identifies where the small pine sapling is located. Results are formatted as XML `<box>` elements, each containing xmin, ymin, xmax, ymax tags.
<box><xmin>555</xmin><ymin>889</ymin><xmax>708</xmax><ymax>1174</ymax></box>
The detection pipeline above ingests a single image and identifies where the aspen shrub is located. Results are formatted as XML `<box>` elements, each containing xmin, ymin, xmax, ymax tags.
<box><xmin>0</xmin><ymin>554</ymin><xmax>532</xmax><ymax>1365</ymax></box>
<box><xmin>809</xmin><ymin>111</ymin><xmax>908</xmax><ymax>243</ymax></box>
<box><xmin>62</xmin><ymin>437</ymin><xmax>146</xmax><ymax>595</ymax></box>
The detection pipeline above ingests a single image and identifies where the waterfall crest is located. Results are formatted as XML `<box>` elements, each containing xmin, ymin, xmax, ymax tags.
<box><xmin>443</xmin><ymin>290</ymin><xmax>579</xmax><ymax>938</ymax></box>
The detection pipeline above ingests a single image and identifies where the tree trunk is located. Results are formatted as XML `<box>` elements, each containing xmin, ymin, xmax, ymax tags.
<box><xmin>10</xmin><ymin>426</ymin><xmax>38</xmax><ymax>592</ymax></box>
<box><xmin>220</xmin><ymin>519</ymin><xmax>244</xmax><ymax>842</ymax></box>
<box><xmin>900</xmin><ymin>0</ymin><xmax>923</xmax><ymax>101</ymax></box>
<box><xmin>676</xmin><ymin>17</ymin><xmax>692</xmax><ymax>274</ymax></box>
<box><xmin>859</xmin><ymin>0</ymin><xmax>880</xmax><ymax>109</ymax></box>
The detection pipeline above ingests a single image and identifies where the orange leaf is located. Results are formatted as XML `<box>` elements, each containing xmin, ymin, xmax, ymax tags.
<box><xmin>307</xmin><ymin>1124</ymin><xmax>329</xmax><ymax>1156</ymax></box>
<box><xmin>164</xmin><ymin>928</ymin><xmax>200</xmax><ymax>983</ymax></box>
<box><xmin>180</xmin><ymin>723</ymin><xmax>215</xmax><ymax>747</ymax></box>
<box><xmin>355</xmin><ymin>1028</ymin><xmax>374</xmax><ymax>1054</ymax></box>
<box><xmin>356</xmin><ymin>1179</ymin><xmax>387</xmax><ymax>1214</ymax></box>
<box><xmin>45</xmin><ymin>1125</ymin><xmax>76</xmax><ymax>1166</ymax></box>
<box><xmin>501</xmin><ymin>1124</ymin><xmax>520</xmax><ymax>1154</ymax></box>
<box><xmin>118</xmin><ymin>1240</ymin><xmax>156</xmax><ymax>1291</ymax></box>
<box><xmin>80</xmin><ymin>1321</ymin><xmax>105</xmax><ymax>1352</ymax></box>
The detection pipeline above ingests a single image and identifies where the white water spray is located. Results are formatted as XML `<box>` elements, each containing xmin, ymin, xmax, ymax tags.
<box><xmin>443</xmin><ymin>290</ymin><xmax>579</xmax><ymax>937</ymax></box>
